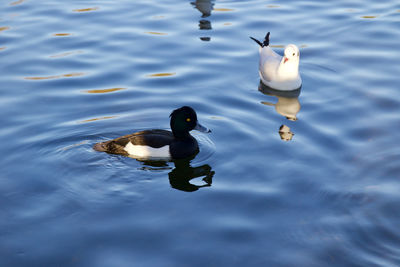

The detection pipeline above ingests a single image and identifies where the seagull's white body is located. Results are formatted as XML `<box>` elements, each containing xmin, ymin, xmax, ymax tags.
<box><xmin>258</xmin><ymin>44</ymin><xmax>302</xmax><ymax>91</ymax></box>
<box><xmin>252</xmin><ymin>33</ymin><xmax>302</xmax><ymax>91</ymax></box>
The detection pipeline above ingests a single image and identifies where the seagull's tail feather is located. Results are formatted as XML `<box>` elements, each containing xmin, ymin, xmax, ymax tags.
<box><xmin>263</xmin><ymin>32</ymin><xmax>270</xmax><ymax>47</ymax></box>
<box><xmin>250</xmin><ymin>36</ymin><xmax>263</xmax><ymax>47</ymax></box>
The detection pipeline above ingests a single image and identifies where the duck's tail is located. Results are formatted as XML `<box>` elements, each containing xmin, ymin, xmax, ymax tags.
<box><xmin>250</xmin><ymin>32</ymin><xmax>270</xmax><ymax>47</ymax></box>
<box><xmin>93</xmin><ymin>141</ymin><xmax>109</xmax><ymax>152</ymax></box>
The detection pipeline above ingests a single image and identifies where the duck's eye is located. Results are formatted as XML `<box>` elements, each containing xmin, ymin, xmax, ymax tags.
<box><xmin>186</xmin><ymin>118</ymin><xmax>191</xmax><ymax>122</ymax></box>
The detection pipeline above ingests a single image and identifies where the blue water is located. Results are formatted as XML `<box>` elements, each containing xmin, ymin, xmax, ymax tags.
<box><xmin>1</xmin><ymin>0</ymin><xmax>400</xmax><ymax>266</ymax></box>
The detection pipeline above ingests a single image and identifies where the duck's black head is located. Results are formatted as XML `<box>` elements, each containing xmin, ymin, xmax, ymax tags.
<box><xmin>170</xmin><ymin>106</ymin><xmax>210</xmax><ymax>138</ymax></box>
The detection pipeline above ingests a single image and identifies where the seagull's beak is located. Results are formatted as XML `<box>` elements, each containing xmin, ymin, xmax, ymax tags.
<box><xmin>283</xmin><ymin>57</ymin><xmax>289</xmax><ymax>64</ymax></box>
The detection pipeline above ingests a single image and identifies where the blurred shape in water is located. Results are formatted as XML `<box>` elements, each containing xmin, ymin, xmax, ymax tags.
<box><xmin>144</xmin><ymin>31</ymin><xmax>167</xmax><ymax>35</ymax></box>
<box><xmin>259</xmin><ymin>81</ymin><xmax>301</xmax><ymax>121</ymax></box>
<box><xmin>134</xmin><ymin>153</ymin><xmax>214</xmax><ymax>192</ymax></box>
<box><xmin>49</xmin><ymin>50</ymin><xmax>84</xmax><ymax>58</ymax></box>
<box><xmin>53</xmin><ymin>33</ymin><xmax>71</xmax><ymax>36</ymax></box>
<box><xmin>279</xmin><ymin>125</ymin><xmax>294</xmax><ymax>141</ymax></box>
<box><xmin>169</xmin><ymin>158</ymin><xmax>214</xmax><ymax>192</ymax></box>
<box><xmin>199</xmin><ymin>19</ymin><xmax>212</xmax><ymax>30</ymax></box>
<box><xmin>214</xmin><ymin>8</ymin><xmax>235</xmax><ymax>12</ymax></box>
<box><xmin>84</xmin><ymin>88</ymin><xmax>126</xmax><ymax>94</ymax></box>
<box><xmin>60</xmin><ymin>140</ymin><xmax>89</xmax><ymax>151</ymax></box>
<box><xmin>191</xmin><ymin>0</ymin><xmax>214</xmax><ymax>17</ymax></box>
<box><xmin>0</xmin><ymin>26</ymin><xmax>10</xmax><ymax>32</ymax></box>
<box><xmin>9</xmin><ymin>0</ymin><xmax>24</xmax><ymax>6</ymax></box>
<box><xmin>73</xmin><ymin>7</ymin><xmax>99</xmax><ymax>12</ymax></box>
<box><xmin>146</xmin><ymin>72</ymin><xmax>176</xmax><ymax>77</ymax></box>
<box><xmin>24</xmin><ymin>72</ymin><xmax>85</xmax><ymax>80</ymax></box>
<box><xmin>78</xmin><ymin>116</ymin><xmax>117</xmax><ymax>124</ymax></box>
<box><xmin>269</xmin><ymin>45</ymin><xmax>285</xmax><ymax>48</ymax></box>
<box><xmin>191</xmin><ymin>0</ymin><xmax>214</xmax><ymax>41</ymax></box>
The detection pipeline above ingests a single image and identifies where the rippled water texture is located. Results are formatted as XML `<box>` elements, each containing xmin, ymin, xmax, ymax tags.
<box><xmin>1</xmin><ymin>0</ymin><xmax>400</xmax><ymax>266</ymax></box>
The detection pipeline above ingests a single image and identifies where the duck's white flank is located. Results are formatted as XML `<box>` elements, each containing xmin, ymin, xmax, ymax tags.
<box><xmin>123</xmin><ymin>142</ymin><xmax>171</xmax><ymax>159</ymax></box>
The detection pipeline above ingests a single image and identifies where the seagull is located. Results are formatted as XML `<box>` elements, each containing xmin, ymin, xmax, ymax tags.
<box><xmin>250</xmin><ymin>32</ymin><xmax>302</xmax><ymax>91</ymax></box>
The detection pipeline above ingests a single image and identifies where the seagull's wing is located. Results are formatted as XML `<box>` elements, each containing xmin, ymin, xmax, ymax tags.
<box><xmin>260</xmin><ymin>46</ymin><xmax>281</xmax><ymax>61</ymax></box>
<box><xmin>259</xmin><ymin>47</ymin><xmax>282</xmax><ymax>82</ymax></box>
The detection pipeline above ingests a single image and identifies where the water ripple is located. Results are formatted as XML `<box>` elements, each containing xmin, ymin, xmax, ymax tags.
<box><xmin>24</xmin><ymin>72</ymin><xmax>85</xmax><ymax>80</ymax></box>
<box><xmin>2</xmin><ymin>0</ymin><xmax>400</xmax><ymax>266</ymax></box>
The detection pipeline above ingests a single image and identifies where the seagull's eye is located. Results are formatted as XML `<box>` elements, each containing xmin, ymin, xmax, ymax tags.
<box><xmin>292</xmin><ymin>52</ymin><xmax>295</xmax><ymax>56</ymax></box>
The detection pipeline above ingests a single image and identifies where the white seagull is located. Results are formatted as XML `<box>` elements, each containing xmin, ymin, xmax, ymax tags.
<box><xmin>250</xmin><ymin>32</ymin><xmax>302</xmax><ymax>91</ymax></box>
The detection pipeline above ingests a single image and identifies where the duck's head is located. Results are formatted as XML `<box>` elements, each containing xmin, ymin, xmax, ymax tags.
<box><xmin>283</xmin><ymin>44</ymin><xmax>300</xmax><ymax>64</ymax></box>
<box><xmin>170</xmin><ymin>106</ymin><xmax>210</xmax><ymax>137</ymax></box>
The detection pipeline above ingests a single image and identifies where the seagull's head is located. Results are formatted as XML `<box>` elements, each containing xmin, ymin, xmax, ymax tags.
<box><xmin>283</xmin><ymin>44</ymin><xmax>300</xmax><ymax>64</ymax></box>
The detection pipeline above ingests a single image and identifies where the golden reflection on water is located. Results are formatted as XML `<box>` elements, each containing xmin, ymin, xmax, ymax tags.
<box><xmin>146</xmin><ymin>72</ymin><xmax>176</xmax><ymax>77</ymax></box>
<box><xmin>10</xmin><ymin>0</ymin><xmax>24</xmax><ymax>6</ymax></box>
<box><xmin>84</xmin><ymin>88</ymin><xmax>126</xmax><ymax>94</ymax></box>
<box><xmin>53</xmin><ymin>33</ymin><xmax>71</xmax><ymax>37</ymax></box>
<box><xmin>0</xmin><ymin>26</ymin><xmax>10</xmax><ymax>32</ymax></box>
<box><xmin>0</xmin><ymin>47</ymin><xmax>6</xmax><ymax>51</ymax></box>
<box><xmin>144</xmin><ymin>31</ymin><xmax>167</xmax><ymax>35</ymax></box>
<box><xmin>361</xmin><ymin>15</ymin><xmax>377</xmax><ymax>19</ymax></box>
<box><xmin>24</xmin><ymin>72</ymin><xmax>85</xmax><ymax>80</ymax></box>
<box><xmin>73</xmin><ymin>7</ymin><xmax>99</xmax><ymax>12</ymax></box>
<box><xmin>223</xmin><ymin>22</ymin><xmax>232</xmax><ymax>26</ymax></box>
<box><xmin>49</xmin><ymin>50</ymin><xmax>84</xmax><ymax>58</ymax></box>
<box><xmin>213</xmin><ymin>8</ymin><xmax>235</xmax><ymax>12</ymax></box>
<box><xmin>78</xmin><ymin>116</ymin><xmax>117</xmax><ymax>124</ymax></box>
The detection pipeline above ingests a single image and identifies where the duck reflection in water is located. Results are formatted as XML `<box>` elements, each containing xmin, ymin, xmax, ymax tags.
<box><xmin>259</xmin><ymin>81</ymin><xmax>301</xmax><ymax>140</ymax></box>
<box><xmin>190</xmin><ymin>0</ymin><xmax>214</xmax><ymax>41</ymax></box>
<box><xmin>169</xmin><ymin>157</ymin><xmax>214</xmax><ymax>192</ymax></box>
<box><xmin>139</xmin><ymin>153</ymin><xmax>214</xmax><ymax>192</ymax></box>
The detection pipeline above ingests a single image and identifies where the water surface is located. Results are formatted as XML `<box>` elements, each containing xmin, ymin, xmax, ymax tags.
<box><xmin>1</xmin><ymin>0</ymin><xmax>400</xmax><ymax>266</ymax></box>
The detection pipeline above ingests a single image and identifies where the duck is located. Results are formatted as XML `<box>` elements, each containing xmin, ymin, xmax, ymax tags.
<box><xmin>93</xmin><ymin>106</ymin><xmax>211</xmax><ymax>160</ymax></box>
<box><xmin>250</xmin><ymin>32</ymin><xmax>302</xmax><ymax>91</ymax></box>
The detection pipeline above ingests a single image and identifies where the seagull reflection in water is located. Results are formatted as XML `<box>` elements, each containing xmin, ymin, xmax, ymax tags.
<box><xmin>259</xmin><ymin>81</ymin><xmax>301</xmax><ymax>141</ymax></box>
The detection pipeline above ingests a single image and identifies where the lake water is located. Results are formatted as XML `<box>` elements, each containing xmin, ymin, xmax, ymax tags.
<box><xmin>1</xmin><ymin>0</ymin><xmax>400</xmax><ymax>266</ymax></box>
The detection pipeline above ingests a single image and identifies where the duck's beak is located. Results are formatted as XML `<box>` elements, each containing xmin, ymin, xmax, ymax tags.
<box><xmin>194</xmin><ymin>122</ymin><xmax>211</xmax><ymax>133</ymax></box>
